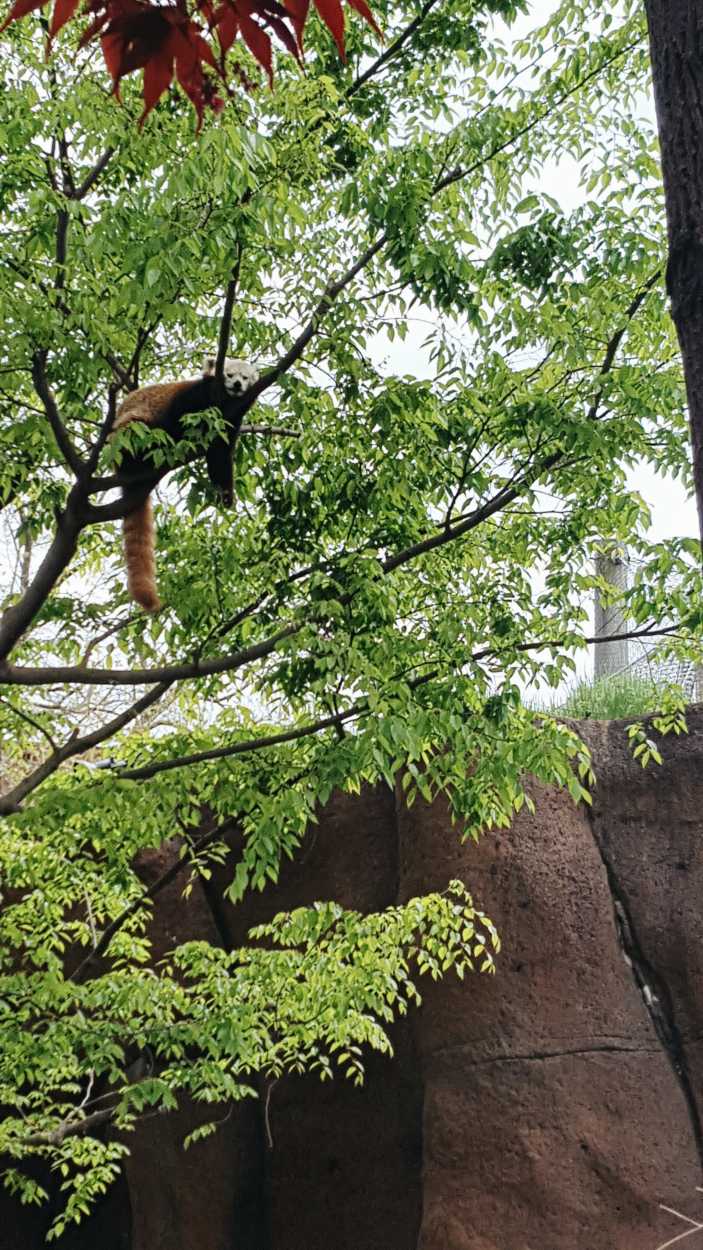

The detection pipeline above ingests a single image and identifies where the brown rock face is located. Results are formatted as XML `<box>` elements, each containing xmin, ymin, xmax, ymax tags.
<box><xmin>4</xmin><ymin>711</ymin><xmax>703</xmax><ymax>1250</ymax></box>
<box><xmin>398</xmin><ymin>755</ymin><xmax>703</xmax><ymax>1250</ymax></box>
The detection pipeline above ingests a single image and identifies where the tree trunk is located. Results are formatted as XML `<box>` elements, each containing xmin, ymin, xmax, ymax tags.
<box><xmin>645</xmin><ymin>1</ymin><xmax>703</xmax><ymax>555</ymax></box>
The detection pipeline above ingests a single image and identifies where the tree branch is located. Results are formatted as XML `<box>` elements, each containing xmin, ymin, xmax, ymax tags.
<box><xmin>72</xmin><ymin>148</ymin><xmax>115</xmax><ymax>201</ymax></box>
<box><xmin>0</xmin><ymin>695</ymin><xmax>58</xmax><ymax>753</ymax></box>
<box><xmin>16</xmin><ymin>1105</ymin><xmax>117</xmax><ymax>1149</ymax></box>
<box><xmin>70</xmin><ymin>821</ymin><xmax>231</xmax><ymax>982</ymax></box>
<box><xmin>382</xmin><ymin>456</ymin><xmax>560</xmax><ymax>573</ymax></box>
<box><xmin>116</xmin><ymin>703</ymin><xmax>367</xmax><ymax>782</ymax></box>
<box><xmin>0</xmin><ymin>681</ymin><xmax>171</xmax><ymax>813</ymax></box>
<box><xmin>215</xmin><ymin>243</ymin><xmax>243</xmax><ymax>384</ymax></box>
<box><xmin>246</xmin><ymin>236</ymin><xmax>389</xmax><ymax>402</ymax></box>
<box><xmin>0</xmin><ymin>484</ymin><xmax>85</xmax><ymax>663</ymax></box>
<box><xmin>31</xmin><ymin>351</ymin><xmax>84</xmax><ymax>476</ymax></box>
<box><xmin>0</xmin><ymin>623</ymin><xmax>300</xmax><ymax>688</ymax></box>
<box><xmin>586</xmin><ymin>271</ymin><xmax>661</xmax><ymax>421</ymax></box>
<box><xmin>347</xmin><ymin>0</ymin><xmax>443</xmax><ymax>98</ymax></box>
<box><xmin>433</xmin><ymin>38</ymin><xmax>644</xmax><ymax>198</ymax></box>
<box><xmin>471</xmin><ymin>622</ymin><xmax>685</xmax><ymax>665</ymax></box>
<box><xmin>114</xmin><ymin>621</ymin><xmax>689</xmax><ymax>784</ymax></box>
<box><xmin>115</xmin><ymin>620</ymin><xmax>690</xmax><ymax>785</ymax></box>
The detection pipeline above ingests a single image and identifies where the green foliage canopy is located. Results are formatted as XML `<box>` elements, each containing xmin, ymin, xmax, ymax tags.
<box><xmin>0</xmin><ymin>0</ymin><xmax>701</xmax><ymax>1230</ymax></box>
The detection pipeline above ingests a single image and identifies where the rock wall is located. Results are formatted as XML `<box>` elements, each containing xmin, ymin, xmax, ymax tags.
<box><xmin>4</xmin><ymin>710</ymin><xmax>703</xmax><ymax>1249</ymax></box>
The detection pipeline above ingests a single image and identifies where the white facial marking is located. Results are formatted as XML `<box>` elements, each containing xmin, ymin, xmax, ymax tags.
<box><xmin>222</xmin><ymin>357</ymin><xmax>260</xmax><ymax>396</ymax></box>
<box><xmin>203</xmin><ymin>355</ymin><xmax>259</xmax><ymax>396</ymax></box>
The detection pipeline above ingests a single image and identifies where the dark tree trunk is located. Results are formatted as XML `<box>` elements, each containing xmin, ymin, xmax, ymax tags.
<box><xmin>645</xmin><ymin>0</ymin><xmax>703</xmax><ymax>555</ymax></box>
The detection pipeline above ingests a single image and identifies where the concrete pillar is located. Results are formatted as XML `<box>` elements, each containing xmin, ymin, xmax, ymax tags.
<box><xmin>594</xmin><ymin>551</ymin><xmax>629</xmax><ymax>680</ymax></box>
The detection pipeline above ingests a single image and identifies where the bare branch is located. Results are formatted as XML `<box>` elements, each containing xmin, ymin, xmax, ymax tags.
<box><xmin>77</xmin><ymin>611</ymin><xmax>144</xmax><ymax>668</ymax></box>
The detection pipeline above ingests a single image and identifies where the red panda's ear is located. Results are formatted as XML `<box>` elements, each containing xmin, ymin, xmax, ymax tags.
<box><xmin>203</xmin><ymin>356</ymin><xmax>216</xmax><ymax>375</ymax></box>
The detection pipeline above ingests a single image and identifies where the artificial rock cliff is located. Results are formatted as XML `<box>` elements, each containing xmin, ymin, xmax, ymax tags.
<box><xmin>4</xmin><ymin>709</ymin><xmax>703</xmax><ymax>1250</ymax></box>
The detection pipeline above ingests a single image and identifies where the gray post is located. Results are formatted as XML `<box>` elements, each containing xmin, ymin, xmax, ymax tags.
<box><xmin>594</xmin><ymin>551</ymin><xmax>629</xmax><ymax>680</ymax></box>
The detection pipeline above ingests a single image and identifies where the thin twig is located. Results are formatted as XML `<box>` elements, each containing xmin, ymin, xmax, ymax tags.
<box><xmin>70</xmin><ymin>821</ymin><xmax>230</xmax><ymax>982</ymax></box>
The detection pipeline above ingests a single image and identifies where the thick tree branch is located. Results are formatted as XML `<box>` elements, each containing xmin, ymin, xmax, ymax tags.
<box><xmin>72</xmin><ymin>148</ymin><xmax>115</xmax><ymax>201</ymax></box>
<box><xmin>0</xmin><ymin>623</ymin><xmax>300</xmax><ymax>688</ymax></box>
<box><xmin>86</xmin><ymin>422</ymin><xmax>299</xmax><ymax>496</ymax></box>
<box><xmin>17</xmin><ymin>1105</ymin><xmax>117</xmax><ymax>1149</ymax></box>
<box><xmin>31</xmin><ymin>351</ymin><xmax>84</xmax><ymax>476</ymax></box>
<box><xmin>215</xmin><ymin>243</ymin><xmax>243</xmax><ymax>384</ymax></box>
<box><xmin>0</xmin><ymin>485</ymin><xmax>85</xmax><ymax>663</ymax></box>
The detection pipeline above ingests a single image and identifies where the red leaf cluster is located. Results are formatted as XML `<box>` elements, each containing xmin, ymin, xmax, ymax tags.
<box><xmin>0</xmin><ymin>0</ymin><xmax>379</xmax><ymax>125</ymax></box>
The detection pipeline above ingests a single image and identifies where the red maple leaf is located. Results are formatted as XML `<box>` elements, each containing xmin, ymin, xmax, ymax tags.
<box><xmin>0</xmin><ymin>0</ymin><xmax>380</xmax><ymax>125</ymax></box>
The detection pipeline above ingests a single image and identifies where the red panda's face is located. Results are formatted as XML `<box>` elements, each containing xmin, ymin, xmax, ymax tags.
<box><xmin>203</xmin><ymin>355</ymin><xmax>259</xmax><ymax>396</ymax></box>
<box><xmin>223</xmin><ymin>358</ymin><xmax>259</xmax><ymax>396</ymax></box>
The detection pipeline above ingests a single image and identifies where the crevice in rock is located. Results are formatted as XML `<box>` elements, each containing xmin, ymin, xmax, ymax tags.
<box><xmin>393</xmin><ymin>785</ymin><xmax>425</xmax><ymax>1250</ymax></box>
<box><xmin>392</xmin><ymin>779</ymin><xmax>403</xmax><ymax>908</ymax></box>
<box><xmin>428</xmin><ymin>1041</ymin><xmax>661</xmax><ymax>1063</ymax></box>
<box><xmin>203</xmin><ymin>871</ymin><xmax>234</xmax><ymax>952</ymax></box>
<box><xmin>587</xmin><ymin>809</ymin><xmax>703</xmax><ymax>1169</ymax></box>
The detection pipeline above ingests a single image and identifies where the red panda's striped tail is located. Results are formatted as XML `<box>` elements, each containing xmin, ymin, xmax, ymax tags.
<box><xmin>123</xmin><ymin>497</ymin><xmax>161</xmax><ymax>612</ymax></box>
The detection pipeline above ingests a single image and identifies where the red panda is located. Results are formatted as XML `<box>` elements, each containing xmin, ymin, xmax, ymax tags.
<box><xmin>112</xmin><ymin>356</ymin><xmax>260</xmax><ymax>612</ymax></box>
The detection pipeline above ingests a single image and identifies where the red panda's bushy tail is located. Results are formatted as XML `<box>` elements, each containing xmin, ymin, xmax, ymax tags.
<box><xmin>123</xmin><ymin>496</ymin><xmax>161</xmax><ymax>612</ymax></box>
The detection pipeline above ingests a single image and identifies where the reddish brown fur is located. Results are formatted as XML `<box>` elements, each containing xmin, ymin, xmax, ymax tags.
<box><xmin>112</xmin><ymin>380</ymin><xmax>198</xmax><ymax>432</ymax></box>
<box><xmin>122</xmin><ymin>497</ymin><xmax>161</xmax><ymax>613</ymax></box>
<box><xmin>113</xmin><ymin>380</ymin><xmax>200</xmax><ymax>613</ymax></box>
